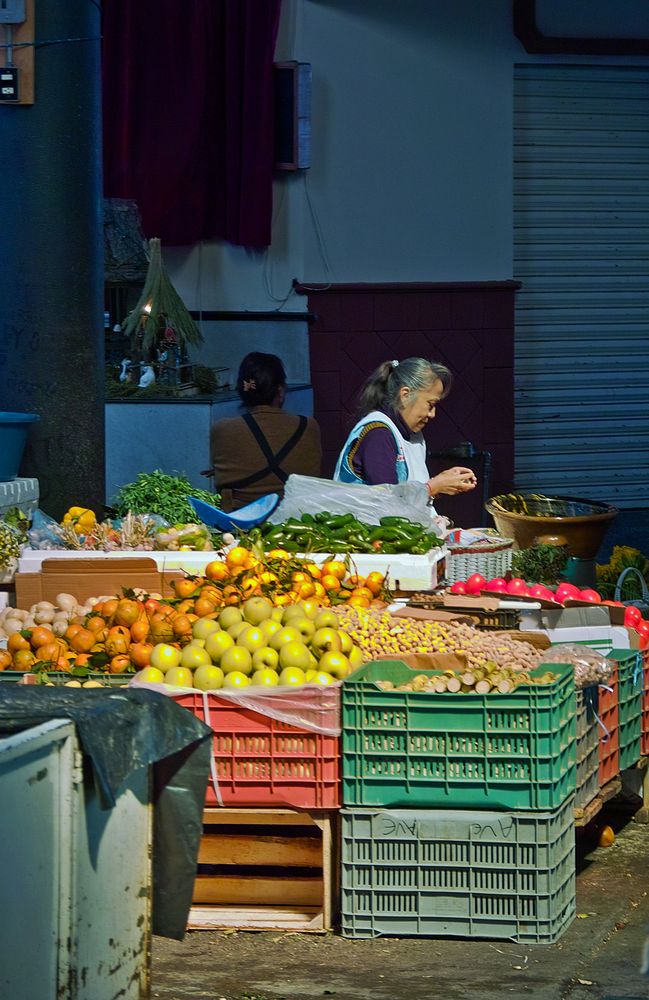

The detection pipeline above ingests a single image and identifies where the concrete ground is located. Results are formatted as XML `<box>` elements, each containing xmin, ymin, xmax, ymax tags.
<box><xmin>152</xmin><ymin>803</ymin><xmax>649</xmax><ymax>1000</ymax></box>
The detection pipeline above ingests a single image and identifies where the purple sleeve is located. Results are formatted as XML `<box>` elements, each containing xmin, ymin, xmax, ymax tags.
<box><xmin>353</xmin><ymin>426</ymin><xmax>399</xmax><ymax>484</ymax></box>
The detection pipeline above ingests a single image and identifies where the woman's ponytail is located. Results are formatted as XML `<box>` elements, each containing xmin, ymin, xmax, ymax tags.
<box><xmin>357</xmin><ymin>361</ymin><xmax>395</xmax><ymax>417</ymax></box>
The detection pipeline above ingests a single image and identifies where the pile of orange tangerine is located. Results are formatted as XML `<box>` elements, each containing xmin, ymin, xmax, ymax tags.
<box><xmin>0</xmin><ymin>548</ymin><xmax>386</xmax><ymax>676</ymax></box>
<box><xmin>180</xmin><ymin>546</ymin><xmax>387</xmax><ymax>611</ymax></box>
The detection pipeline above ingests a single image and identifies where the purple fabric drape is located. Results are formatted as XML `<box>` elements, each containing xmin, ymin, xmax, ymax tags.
<box><xmin>102</xmin><ymin>0</ymin><xmax>281</xmax><ymax>247</ymax></box>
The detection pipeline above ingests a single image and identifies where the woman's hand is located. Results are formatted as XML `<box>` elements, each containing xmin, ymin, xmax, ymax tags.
<box><xmin>427</xmin><ymin>467</ymin><xmax>477</xmax><ymax>497</ymax></box>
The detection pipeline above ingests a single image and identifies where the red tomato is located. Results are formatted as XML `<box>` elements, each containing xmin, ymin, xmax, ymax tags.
<box><xmin>485</xmin><ymin>577</ymin><xmax>508</xmax><ymax>593</ymax></box>
<box><xmin>465</xmin><ymin>573</ymin><xmax>487</xmax><ymax>595</ymax></box>
<box><xmin>635</xmin><ymin>620</ymin><xmax>649</xmax><ymax>639</ymax></box>
<box><xmin>528</xmin><ymin>584</ymin><xmax>555</xmax><ymax>601</ymax></box>
<box><xmin>555</xmin><ymin>583</ymin><xmax>581</xmax><ymax>602</ymax></box>
<box><xmin>449</xmin><ymin>581</ymin><xmax>467</xmax><ymax>595</ymax></box>
<box><xmin>578</xmin><ymin>589</ymin><xmax>602</xmax><ymax>604</ymax></box>
<box><xmin>506</xmin><ymin>577</ymin><xmax>529</xmax><ymax>597</ymax></box>
<box><xmin>624</xmin><ymin>605</ymin><xmax>642</xmax><ymax>628</ymax></box>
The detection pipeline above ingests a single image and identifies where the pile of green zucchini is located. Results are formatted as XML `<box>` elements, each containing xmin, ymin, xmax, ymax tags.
<box><xmin>247</xmin><ymin>512</ymin><xmax>444</xmax><ymax>554</ymax></box>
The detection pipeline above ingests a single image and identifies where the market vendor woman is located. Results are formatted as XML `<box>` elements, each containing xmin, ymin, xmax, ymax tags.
<box><xmin>334</xmin><ymin>357</ymin><xmax>477</xmax><ymax>501</ymax></box>
<box><xmin>211</xmin><ymin>352</ymin><xmax>322</xmax><ymax>511</ymax></box>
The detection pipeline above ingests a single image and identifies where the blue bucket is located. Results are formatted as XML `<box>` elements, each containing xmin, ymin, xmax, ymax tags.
<box><xmin>0</xmin><ymin>412</ymin><xmax>40</xmax><ymax>481</ymax></box>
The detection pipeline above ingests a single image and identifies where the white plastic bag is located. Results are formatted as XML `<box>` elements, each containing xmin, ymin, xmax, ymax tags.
<box><xmin>270</xmin><ymin>474</ymin><xmax>443</xmax><ymax>533</ymax></box>
<box><xmin>130</xmin><ymin>678</ymin><xmax>341</xmax><ymax>735</ymax></box>
<box><xmin>540</xmin><ymin>644</ymin><xmax>614</xmax><ymax>688</ymax></box>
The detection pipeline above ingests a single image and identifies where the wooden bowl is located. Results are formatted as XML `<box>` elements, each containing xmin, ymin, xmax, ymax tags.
<box><xmin>485</xmin><ymin>494</ymin><xmax>618</xmax><ymax>559</ymax></box>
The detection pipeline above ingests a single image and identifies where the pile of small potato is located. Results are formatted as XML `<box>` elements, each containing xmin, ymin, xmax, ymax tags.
<box><xmin>377</xmin><ymin>662</ymin><xmax>559</xmax><ymax>695</ymax></box>
<box><xmin>336</xmin><ymin>608</ymin><xmax>543</xmax><ymax>674</ymax></box>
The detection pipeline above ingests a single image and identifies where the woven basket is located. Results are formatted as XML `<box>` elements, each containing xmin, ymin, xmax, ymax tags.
<box><xmin>445</xmin><ymin>530</ymin><xmax>513</xmax><ymax>584</ymax></box>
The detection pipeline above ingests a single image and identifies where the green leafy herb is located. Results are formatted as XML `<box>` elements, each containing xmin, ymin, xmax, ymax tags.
<box><xmin>511</xmin><ymin>543</ymin><xmax>569</xmax><ymax>586</ymax></box>
<box><xmin>112</xmin><ymin>470</ymin><xmax>220</xmax><ymax>525</ymax></box>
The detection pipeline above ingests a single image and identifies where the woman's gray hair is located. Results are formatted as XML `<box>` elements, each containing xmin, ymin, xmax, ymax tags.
<box><xmin>357</xmin><ymin>357</ymin><xmax>452</xmax><ymax>417</ymax></box>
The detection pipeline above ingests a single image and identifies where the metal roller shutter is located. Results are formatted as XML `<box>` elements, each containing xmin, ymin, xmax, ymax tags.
<box><xmin>513</xmin><ymin>65</ymin><xmax>649</xmax><ymax>508</ymax></box>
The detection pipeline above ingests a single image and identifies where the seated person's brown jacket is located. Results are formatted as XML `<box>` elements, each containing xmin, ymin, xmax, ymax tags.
<box><xmin>211</xmin><ymin>405</ymin><xmax>322</xmax><ymax>511</ymax></box>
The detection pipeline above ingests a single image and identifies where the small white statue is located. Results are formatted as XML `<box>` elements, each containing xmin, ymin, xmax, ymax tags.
<box><xmin>119</xmin><ymin>358</ymin><xmax>132</xmax><ymax>383</ymax></box>
<box><xmin>138</xmin><ymin>364</ymin><xmax>156</xmax><ymax>388</ymax></box>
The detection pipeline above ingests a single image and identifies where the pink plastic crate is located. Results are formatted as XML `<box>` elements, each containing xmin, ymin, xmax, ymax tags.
<box><xmin>174</xmin><ymin>688</ymin><xmax>341</xmax><ymax>809</ymax></box>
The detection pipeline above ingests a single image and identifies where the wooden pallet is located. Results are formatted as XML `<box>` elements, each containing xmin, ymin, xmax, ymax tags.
<box><xmin>188</xmin><ymin>808</ymin><xmax>337</xmax><ymax>932</ymax></box>
<box><xmin>574</xmin><ymin>777</ymin><xmax>622</xmax><ymax>827</ymax></box>
<box><xmin>574</xmin><ymin>757</ymin><xmax>649</xmax><ymax>827</ymax></box>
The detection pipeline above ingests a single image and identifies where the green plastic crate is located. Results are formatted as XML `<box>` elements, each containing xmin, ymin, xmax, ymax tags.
<box><xmin>341</xmin><ymin>797</ymin><xmax>576</xmax><ymax>942</ymax></box>
<box><xmin>614</xmin><ymin>649</ymin><xmax>643</xmax><ymax>770</ymax></box>
<box><xmin>342</xmin><ymin>660</ymin><xmax>576</xmax><ymax>810</ymax></box>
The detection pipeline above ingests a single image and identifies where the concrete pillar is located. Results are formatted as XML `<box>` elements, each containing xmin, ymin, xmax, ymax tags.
<box><xmin>0</xmin><ymin>0</ymin><xmax>104</xmax><ymax>519</ymax></box>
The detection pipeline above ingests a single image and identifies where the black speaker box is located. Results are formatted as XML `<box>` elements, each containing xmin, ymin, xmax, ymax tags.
<box><xmin>273</xmin><ymin>61</ymin><xmax>312</xmax><ymax>171</ymax></box>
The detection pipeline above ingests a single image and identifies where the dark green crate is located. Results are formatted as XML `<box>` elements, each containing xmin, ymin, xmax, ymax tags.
<box><xmin>342</xmin><ymin>660</ymin><xmax>576</xmax><ymax>810</ymax></box>
<box><xmin>614</xmin><ymin>649</ymin><xmax>642</xmax><ymax>770</ymax></box>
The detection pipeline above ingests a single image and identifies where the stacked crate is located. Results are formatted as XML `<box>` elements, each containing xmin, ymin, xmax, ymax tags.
<box><xmin>339</xmin><ymin>659</ymin><xmax>577</xmax><ymax>943</ymax></box>
<box><xmin>172</xmin><ymin>687</ymin><xmax>341</xmax><ymax>931</ymax></box>
<box><xmin>642</xmin><ymin>650</ymin><xmax>649</xmax><ymax>758</ymax></box>
<box><xmin>0</xmin><ymin>478</ymin><xmax>38</xmax><ymax>599</ymax></box>
<box><xmin>595</xmin><ymin>649</ymin><xmax>643</xmax><ymax>790</ymax></box>
<box><xmin>615</xmin><ymin>650</ymin><xmax>643</xmax><ymax>771</ymax></box>
<box><xmin>575</xmin><ymin>687</ymin><xmax>599</xmax><ymax>812</ymax></box>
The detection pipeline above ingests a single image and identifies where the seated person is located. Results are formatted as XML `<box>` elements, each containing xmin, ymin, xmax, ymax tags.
<box><xmin>211</xmin><ymin>352</ymin><xmax>322</xmax><ymax>511</ymax></box>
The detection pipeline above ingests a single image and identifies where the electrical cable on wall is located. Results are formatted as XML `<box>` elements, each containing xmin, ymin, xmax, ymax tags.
<box><xmin>0</xmin><ymin>35</ymin><xmax>101</xmax><ymax>51</ymax></box>
<box><xmin>263</xmin><ymin>180</ymin><xmax>299</xmax><ymax>310</ymax></box>
<box><xmin>298</xmin><ymin>171</ymin><xmax>333</xmax><ymax>291</ymax></box>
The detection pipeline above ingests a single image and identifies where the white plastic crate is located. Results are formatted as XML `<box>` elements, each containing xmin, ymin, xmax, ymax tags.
<box><xmin>0</xmin><ymin>478</ymin><xmax>39</xmax><ymax>519</ymax></box>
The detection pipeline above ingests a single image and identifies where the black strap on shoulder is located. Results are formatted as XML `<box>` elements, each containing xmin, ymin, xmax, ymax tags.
<box><xmin>219</xmin><ymin>412</ymin><xmax>308</xmax><ymax>491</ymax></box>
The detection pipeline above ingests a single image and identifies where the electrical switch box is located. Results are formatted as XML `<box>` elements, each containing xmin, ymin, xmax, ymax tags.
<box><xmin>0</xmin><ymin>0</ymin><xmax>26</xmax><ymax>24</ymax></box>
<box><xmin>0</xmin><ymin>66</ymin><xmax>18</xmax><ymax>101</ymax></box>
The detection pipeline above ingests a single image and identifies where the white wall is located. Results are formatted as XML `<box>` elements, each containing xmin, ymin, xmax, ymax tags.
<box><xmin>164</xmin><ymin>0</ymin><xmax>648</xmax><ymax>304</ymax></box>
<box><xmin>300</xmin><ymin>0</ymin><xmax>516</xmax><ymax>282</ymax></box>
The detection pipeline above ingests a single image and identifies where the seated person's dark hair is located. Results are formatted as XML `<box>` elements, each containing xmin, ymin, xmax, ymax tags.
<box><xmin>236</xmin><ymin>352</ymin><xmax>287</xmax><ymax>408</ymax></box>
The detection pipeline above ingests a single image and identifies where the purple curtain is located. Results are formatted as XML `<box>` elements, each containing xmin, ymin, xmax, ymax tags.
<box><xmin>102</xmin><ymin>0</ymin><xmax>282</xmax><ymax>248</ymax></box>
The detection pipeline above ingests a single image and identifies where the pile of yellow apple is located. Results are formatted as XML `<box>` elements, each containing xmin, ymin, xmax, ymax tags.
<box><xmin>134</xmin><ymin>595</ymin><xmax>365</xmax><ymax>690</ymax></box>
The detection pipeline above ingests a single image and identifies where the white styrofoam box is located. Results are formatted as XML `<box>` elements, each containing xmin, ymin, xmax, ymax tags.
<box><xmin>17</xmin><ymin>549</ymin><xmax>219</xmax><ymax>574</ymax></box>
<box><xmin>18</xmin><ymin>546</ymin><xmax>448</xmax><ymax>592</ymax></box>
<box><xmin>296</xmin><ymin>547</ymin><xmax>448</xmax><ymax>591</ymax></box>
<box><xmin>527</xmin><ymin>624</ymin><xmax>632</xmax><ymax>654</ymax></box>
<box><xmin>0</xmin><ymin>478</ymin><xmax>39</xmax><ymax>518</ymax></box>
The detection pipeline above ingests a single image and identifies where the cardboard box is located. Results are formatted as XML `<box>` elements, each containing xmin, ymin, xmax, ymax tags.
<box><xmin>14</xmin><ymin>557</ymin><xmax>183</xmax><ymax>607</ymax></box>
<box><xmin>17</xmin><ymin>549</ymin><xmax>218</xmax><ymax>574</ymax></box>
<box><xmin>526</xmin><ymin>625</ymin><xmax>634</xmax><ymax>653</ymax></box>
<box><xmin>519</xmin><ymin>605</ymin><xmax>635</xmax><ymax>652</ymax></box>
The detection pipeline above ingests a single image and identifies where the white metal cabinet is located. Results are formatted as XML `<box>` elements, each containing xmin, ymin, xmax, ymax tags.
<box><xmin>0</xmin><ymin>719</ymin><xmax>151</xmax><ymax>1000</ymax></box>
